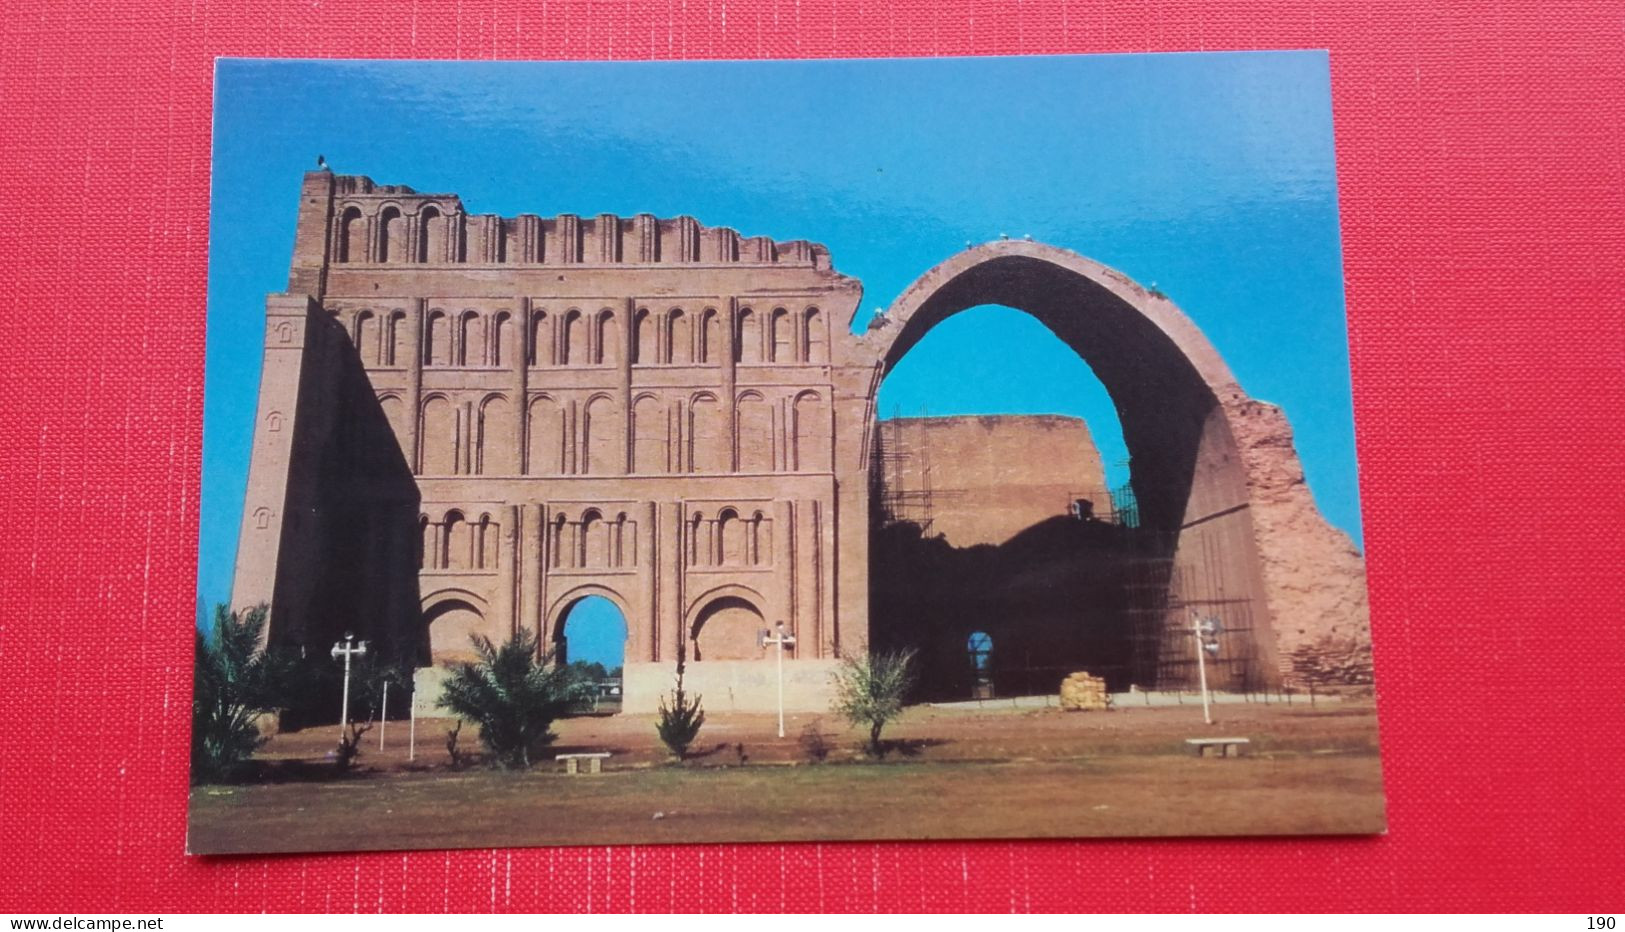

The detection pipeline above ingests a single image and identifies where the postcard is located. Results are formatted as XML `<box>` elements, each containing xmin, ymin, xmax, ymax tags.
<box><xmin>190</xmin><ymin>52</ymin><xmax>1381</xmax><ymax>854</ymax></box>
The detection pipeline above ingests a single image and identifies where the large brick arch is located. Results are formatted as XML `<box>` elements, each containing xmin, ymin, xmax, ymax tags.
<box><xmin>856</xmin><ymin>240</ymin><xmax>1370</xmax><ymax>689</ymax></box>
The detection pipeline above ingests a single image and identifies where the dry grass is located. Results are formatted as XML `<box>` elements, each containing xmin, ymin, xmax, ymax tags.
<box><xmin>188</xmin><ymin>700</ymin><xmax>1385</xmax><ymax>854</ymax></box>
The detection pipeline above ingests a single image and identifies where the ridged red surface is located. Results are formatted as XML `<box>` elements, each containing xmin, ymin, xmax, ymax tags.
<box><xmin>1</xmin><ymin>0</ymin><xmax>1622</xmax><ymax>913</ymax></box>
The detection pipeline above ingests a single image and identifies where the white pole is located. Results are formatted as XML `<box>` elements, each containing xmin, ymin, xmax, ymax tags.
<box><xmin>1194</xmin><ymin>614</ymin><xmax>1212</xmax><ymax>726</ymax></box>
<box><xmin>776</xmin><ymin>632</ymin><xmax>786</xmax><ymax>739</ymax></box>
<box><xmin>379</xmin><ymin>679</ymin><xmax>388</xmax><ymax>751</ymax></box>
<box><xmin>408</xmin><ymin>687</ymin><xmax>417</xmax><ymax>761</ymax></box>
<box><xmin>338</xmin><ymin>638</ymin><xmax>353</xmax><ymax>741</ymax></box>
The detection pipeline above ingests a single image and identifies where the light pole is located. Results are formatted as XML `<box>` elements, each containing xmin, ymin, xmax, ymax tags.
<box><xmin>759</xmin><ymin>621</ymin><xmax>797</xmax><ymax>738</ymax></box>
<box><xmin>330</xmin><ymin>632</ymin><xmax>368</xmax><ymax>741</ymax></box>
<box><xmin>1191</xmin><ymin>614</ymin><xmax>1223</xmax><ymax>725</ymax></box>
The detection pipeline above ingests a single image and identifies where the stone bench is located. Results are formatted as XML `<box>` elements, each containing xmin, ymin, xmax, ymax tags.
<box><xmin>1185</xmin><ymin>737</ymin><xmax>1250</xmax><ymax>758</ymax></box>
<box><xmin>556</xmin><ymin>752</ymin><xmax>611</xmax><ymax>775</ymax></box>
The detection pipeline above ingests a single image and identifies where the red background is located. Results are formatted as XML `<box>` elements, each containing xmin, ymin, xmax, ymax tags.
<box><xmin>1</xmin><ymin>0</ymin><xmax>1622</xmax><ymax>913</ymax></box>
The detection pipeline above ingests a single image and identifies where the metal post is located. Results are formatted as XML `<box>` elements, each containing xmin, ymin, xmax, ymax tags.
<box><xmin>760</xmin><ymin>622</ymin><xmax>797</xmax><ymax>739</ymax></box>
<box><xmin>330</xmin><ymin>633</ymin><xmax>368</xmax><ymax>742</ymax></box>
<box><xmin>379</xmin><ymin>679</ymin><xmax>388</xmax><ymax>751</ymax></box>
<box><xmin>1193</xmin><ymin>615</ymin><xmax>1212</xmax><ymax>726</ymax></box>
<box><xmin>339</xmin><ymin>639</ymin><xmax>353</xmax><ymax>739</ymax></box>
<box><xmin>408</xmin><ymin>689</ymin><xmax>417</xmax><ymax>761</ymax></box>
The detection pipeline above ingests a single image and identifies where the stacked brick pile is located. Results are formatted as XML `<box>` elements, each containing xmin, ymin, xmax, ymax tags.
<box><xmin>1285</xmin><ymin>636</ymin><xmax>1375</xmax><ymax>688</ymax></box>
<box><xmin>1058</xmin><ymin>672</ymin><xmax>1110</xmax><ymax>711</ymax></box>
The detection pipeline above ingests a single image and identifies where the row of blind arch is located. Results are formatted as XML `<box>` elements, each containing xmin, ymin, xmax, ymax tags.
<box><xmin>396</xmin><ymin>389</ymin><xmax>833</xmax><ymax>476</ymax></box>
<box><xmin>417</xmin><ymin>505</ymin><xmax>770</xmax><ymax>572</ymax></box>
<box><xmin>348</xmin><ymin>305</ymin><xmax>829</xmax><ymax>369</ymax></box>
<box><xmin>336</xmin><ymin>204</ymin><xmax>453</xmax><ymax>264</ymax></box>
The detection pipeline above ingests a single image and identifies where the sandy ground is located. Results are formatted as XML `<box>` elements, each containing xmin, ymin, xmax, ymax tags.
<box><xmin>188</xmin><ymin>700</ymin><xmax>1385</xmax><ymax>854</ymax></box>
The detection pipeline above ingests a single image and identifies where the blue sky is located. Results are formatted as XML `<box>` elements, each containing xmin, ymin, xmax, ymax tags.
<box><xmin>203</xmin><ymin>53</ymin><xmax>1359</xmax><ymax>668</ymax></box>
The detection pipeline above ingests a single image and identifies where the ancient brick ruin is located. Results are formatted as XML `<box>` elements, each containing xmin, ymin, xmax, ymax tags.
<box><xmin>232</xmin><ymin>170</ymin><xmax>1372</xmax><ymax>715</ymax></box>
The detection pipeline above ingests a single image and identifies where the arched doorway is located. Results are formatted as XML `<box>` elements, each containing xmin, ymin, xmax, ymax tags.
<box><xmin>689</xmin><ymin>595</ymin><xmax>765</xmax><ymax>661</ymax></box>
<box><xmin>966</xmin><ymin>631</ymin><xmax>994</xmax><ymax>699</ymax></box>
<box><xmin>862</xmin><ymin>241</ymin><xmax>1284</xmax><ymax>693</ymax></box>
<box><xmin>553</xmin><ymin>594</ymin><xmax>628</xmax><ymax>712</ymax></box>
<box><xmin>423</xmin><ymin>597</ymin><xmax>486</xmax><ymax>665</ymax></box>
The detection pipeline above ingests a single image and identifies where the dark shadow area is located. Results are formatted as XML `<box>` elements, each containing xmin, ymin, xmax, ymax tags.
<box><xmin>879</xmin><ymin>737</ymin><xmax>949</xmax><ymax>758</ymax></box>
<box><xmin>871</xmin><ymin>511</ymin><xmax>1164</xmax><ymax>700</ymax></box>
<box><xmin>267</xmin><ymin>310</ymin><xmax>423</xmax><ymax>727</ymax></box>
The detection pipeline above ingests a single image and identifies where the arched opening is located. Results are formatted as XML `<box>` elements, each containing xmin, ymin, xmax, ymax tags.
<box><xmin>595</xmin><ymin>309</ymin><xmax>618</xmax><ymax>366</ymax></box>
<box><xmin>423</xmin><ymin>598</ymin><xmax>485</xmax><ymax>665</ymax></box>
<box><xmin>386</xmin><ymin>310</ymin><xmax>408</xmax><ymax>366</ymax></box>
<box><xmin>734</xmin><ymin>391</ymin><xmax>772</xmax><ymax>472</ymax></box>
<box><xmin>579</xmin><ymin>509</ymin><xmax>609</xmax><ymax>567</ymax></box>
<box><xmin>717</xmin><ymin>508</ymin><xmax>743</xmax><ymax>565</ymax></box>
<box><xmin>582</xmin><ymin>395</ymin><xmax>617</xmax><ymax>475</ymax></box>
<box><xmin>527</xmin><ymin>395</ymin><xmax>564</xmax><ymax>475</ymax></box>
<box><xmin>441</xmin><ymin>510</ymin><xmax>470</xmax><ymax>570</ymax></box>
<box><xmin>378</xmin><ymin>394</ymin><xmax>409</xmax><ymax>464</ymax></box>
<box><xmin>424</xmin><ymin>310</ymin><xmax>450</xmax><ymax>366</ymax></box>
<box><xmin>689</xmin><ymin>393</ymin><xmax>726</xmax><ymax>473</ymax></box>
<box><xmin>791</xmin><ymin>390</ymin><xmax>830</xmax><ymax>472</ymax></box>
<box><xmin>490</xmin><ymin>311</ymin><xmax>513</xmax><ymax>367</ymax></box>
<box><xmin>418</xmin><ymin>395</ymin><xmax>456</xmax><ymax>475</ymax></box>
<box><xmin>353</xmin><ymin>310</ymin><xmax>376</xmax><ymax>365</ymax></box>
<box><xmin>418</xmin><ymin>205</ymin><xmax>445</xmax><ymax>262</ymax></box>
<box><xmin>867</xmin><ymin>242</ymin><xmax>1277</xmax><ymax>698</ymax></box>
<box><xmin>803</xmin><ymin>307</ymin><xmax>827</xmax><ymax>363</ymax></box>
<box><xmin>475</xmin><ymin>514</ymin><xmax>497</xmax><ymax>569</ymax></box>
<box><xmin>631</xmin><ymin>394</ymin><xmax>667</xmax><ymax>474</ymax></box>
<box><xmin>770</xmin><ymin>307</ymin><xmax>793</xmax><ymax>361</ymax></box>
<box><xmin>562</xmin><ymin>310</ymin><xmax>584</xmax><ymax>365</ymax></box>
<box><xmin>553</xmin><ymin>595</ymin><xmax>628</xmax><ymax>711</ymax></box>
<box><xmin>632</xmin><ymin>309</ymin><xmax>653</xmax><ymax>364</ymax></box>
<box><xmin>735</xmin><ymin>307</ymin><xmax>760</xmax><ymax>363</ymax></box>
<box><xmin>477</xmin><ymin>394</ymin><xmax>515</xmax><ymax>474</ymax></box>
<box><xmin>378</xmin><ymin>206</ymin><xmax>404</xmax><ymax>262</ymax></box>
<box><xmin>457</xmin><ymin>311</ymin><xmax>482</xmax><ymax>366</ymax></box>
<box><xmin>666</xmin><ymin>308</ymin><xmax>691</xmax><ymax>364</ymax></box>
<box><xmin>337</xmin><ymin>206</ymin><xmax>364</xmax><ymax>262</ymax></box>
<box><xmin>528</xmin><ymin>310</ymin><xmax>552</xmax><ymax>366</ymax></box>
<box><xmin>699</xmin><ymin>308</ymin><xmax>721</xmax><ymax>363</ymax></box>
<box><xmin>690</xmin><ymin>595</ymin><xmax>765</xmax><ymax>661</ymax></box>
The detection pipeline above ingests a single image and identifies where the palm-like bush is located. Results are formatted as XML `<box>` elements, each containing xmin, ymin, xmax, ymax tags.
<box><xmin>831</xmin><ymin>648</ymin><xmax>917</xmax><ymax>757</ymax></box>
<box><xmin>436</xmin><ymin>629</ymin><xmax>580</xmax><ymax>768</ymax></box>
<box><xmin>191</xmin><ymin>603</ymin><xmax>301</xmax><ymax>784</ymax></box>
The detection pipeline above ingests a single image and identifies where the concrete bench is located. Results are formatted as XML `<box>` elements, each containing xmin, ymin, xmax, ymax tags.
<box><xmin>556</xmin><ymin>752</ymin><xmax>611</xmax><ymax>775</ymax></box>
<box><xmin>1186</xmin><ymin>737</ymin><xmax>1250</xmax><ymax>758</ymax></box>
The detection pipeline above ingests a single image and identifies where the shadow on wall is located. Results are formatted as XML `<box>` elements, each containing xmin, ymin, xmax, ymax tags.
<box><xmin>273</xmin><ymin>313</ymin><xmax>423</xmax><ymax>727</ymax></box>
<box><xmin>870</xmin><ymin>515</ymin><xmax>1135</xmax><ymax>700</ymax></box>
<box><xmin>869</xmin><ymin>510</ymin><xmax>1267</xmax><ymax>700</ymax></box>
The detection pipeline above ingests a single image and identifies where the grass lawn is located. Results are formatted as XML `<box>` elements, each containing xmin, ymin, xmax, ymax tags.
<box><xmin>188</xmin><ymin>701</ymin><xmax>1385</xmax><ymax>853</ymax></box>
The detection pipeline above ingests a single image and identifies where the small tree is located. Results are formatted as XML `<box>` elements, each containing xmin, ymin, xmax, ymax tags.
<box><xmin>831</xmin><ymin>649</ymin><xmax>917</xmax><ymax>758</ymax></box>
<box><xmin>190</xmin><ymin>603</ymin><xmax>302</xmax><ymax>784</ymax></box>
<box><xmin>655</xmin><ymin>653</ymin><xmax>705</xmax><ymax>761</ymax></box>
<box><xmin>436</xmin><ymin>629</ymin><xmax>579</xmax><ymax>769</ymax></box>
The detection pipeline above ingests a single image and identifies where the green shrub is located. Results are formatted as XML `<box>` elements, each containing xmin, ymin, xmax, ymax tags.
<box><xmin>655</xmin><ymin>664</ymin><xmax>706</xmax><ymax>762</ymax></box>
<box><xmin>435</xmin><ymin>629</ymin><xmax>578</xmax><ymax>768</ymax></box>
<box><xmin>190</xmin><ymin>603</ymin><xmax>302</xmax><ymax>784</ymax></box>
<box><xmin>831</xmin><ymin>649</ymin><xmax>917</xmax><ymax>758</ymax></box>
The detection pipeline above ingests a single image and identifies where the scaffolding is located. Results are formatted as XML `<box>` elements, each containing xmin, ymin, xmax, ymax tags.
<box><xmin>870</xmin><ymin>423</ymin><xmax>1264</xmax><ymax>695</ymax></box>
<box><xmin>1108</xmin><ymin>479</ymin><xmax>1141</xmax><ymax>529</ymax></box>
<box><xmin>873</xmin><ymin>409</ymin><xmax>940</xmax><ymax>533</ymax></box>
<box><xmin>1117</xmin><ymin>530</ymin><xmax>1259</xmax><ymax>690</ymax></box>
